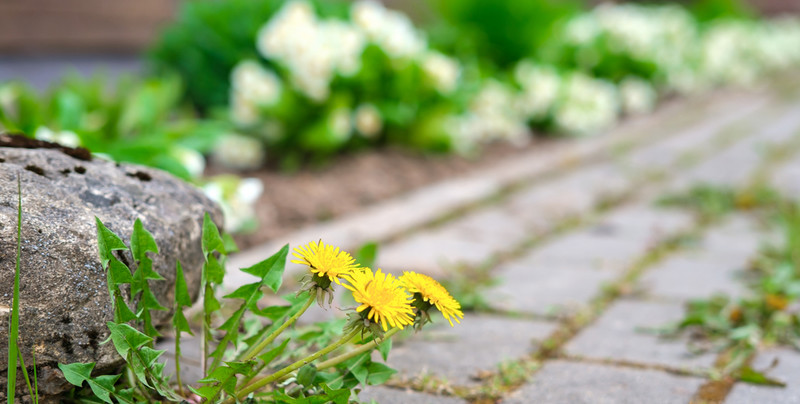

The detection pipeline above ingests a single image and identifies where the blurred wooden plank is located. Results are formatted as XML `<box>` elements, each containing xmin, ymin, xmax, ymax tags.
<box><xmin>0</xmin><ymin>0</ymin><xmax>178</xmax><ymax>53</ymax></box>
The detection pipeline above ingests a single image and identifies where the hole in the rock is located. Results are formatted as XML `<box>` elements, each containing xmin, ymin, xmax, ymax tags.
<box><xmin>60</xmin><ymin>168</ymin><xmax>71</xmax><ymax>175</ymax></box>
<box><xmin>74</xmin><ymin>166</ymin><xmax>86</xmax><ymax>174</ymax></box>
<box><xmin>24</xmin><ymin>164</ymin><xmax>45</xmax><ymax>176</ymax></box>
<box><xmin>127</xmin><ymin>171</ymin><xmax>152</xmax><ymax>182</ymax></box>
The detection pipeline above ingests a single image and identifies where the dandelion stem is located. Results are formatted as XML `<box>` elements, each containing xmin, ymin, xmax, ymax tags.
<box><xmin>314</xmin><ymin>328</ymin><xmax>400</xmax><ymax>372</ymax></box>
<box><xmin>232</xmin><ymin>327</ymin><xmax>360</xmax><ymax>401</ymax></box>
<box><xmin>238</xmin><ymin>290</ymin><xmax>316</xmax><ymax>363</ymax></box>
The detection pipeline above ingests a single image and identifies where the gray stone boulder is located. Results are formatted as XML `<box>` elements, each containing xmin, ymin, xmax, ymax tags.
<box><xmin>0</xmin><ymin>136</ymin><xmax>223</xmax><ymax>399</ymax></box>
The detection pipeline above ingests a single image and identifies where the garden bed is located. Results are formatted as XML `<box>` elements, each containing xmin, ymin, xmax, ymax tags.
<box><xmin>216</xmin><ymin>139</ymin><xmax>552</xmax><ymax>249</ymax></box>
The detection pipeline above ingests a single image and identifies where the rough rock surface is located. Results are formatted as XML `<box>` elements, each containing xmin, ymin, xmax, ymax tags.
<box><xmin>0</xmin><ymin>142</ymin><xmax>222</xmax><ymax>398</ymax></box>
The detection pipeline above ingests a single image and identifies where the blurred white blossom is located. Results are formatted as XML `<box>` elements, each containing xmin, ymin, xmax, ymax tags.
<box><xmin>553</xmin><ymin>73</ymin><xmax>620</xmax><ymax>135</ymax></box>
<box><xmin>619</xmin><ymin>77</ymin><xmax>657</xmax><ymax>115</ymax></box>
<box><xmin>170</xmin><ymin>146</ymin><xmax>206</xmax><ymax>178</ymax></box>
<box><xmin>514</xmin><ymin>61</ymin><xmax>562</xmax><ymax>120</ymax></box>
<box><xmin>203</xmin><ymin>176</ymin><xmax>264</xmax><ymax>233</ymax></box>
<box><xmin>351</xmin><ymin>0</ymin><xmax>426</xmax><ymax>59</ymax></box>
<box><xmin>257</xmin><ymin>1</ymin><xmax>365</xmax><ymax>102</ymax></box>
<box><xmin>212</xmin><ymin>133</ymin><xmax>265</xmax><ymax>171</ymax></box>
<box><xmin>354</xmin><ymin>103</ymin><xmax>383</xmax><ymax>138</ymax></box>
<box><xmin>422</xmin><ymin>51</ymin><xmax>461</xmax><ymax>95</ymax></box>
<box><xmin>34</xmin><ymin>126</ymin><xmax>81</xmax><ymax>148</ymax></box>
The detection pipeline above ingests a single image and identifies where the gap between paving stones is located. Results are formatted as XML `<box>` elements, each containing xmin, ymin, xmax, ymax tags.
<box><xmin>493</xmin><ymin>108</ymin><xmax>800</xmax><ymax>402</ymax></box>
<box><xmin>375</xmin><ymin>94</ymin><xmax>800</xmax><ymax>401</ymax></box>
<box><xmin>221</xmin><ymin>87</ymin><xmax>771</xmax><ymax>293</ymax></box>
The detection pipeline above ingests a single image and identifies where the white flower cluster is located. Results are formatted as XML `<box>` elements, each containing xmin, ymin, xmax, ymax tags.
<box><xmin>700</xmin><ymin>18</ymin><xmax>800</xmax><ymax>87</ymax></box>
<box><xmin>552</xmin><ymin>73</ymin><xmax>620</xmax><ymax>136</ymax></box>
<box><xmin>351</xmin><ymin>0</ymin><xmax>427</xmax><ymax>60</ymax></box>
<box><xmin>563</xmin><ymin>4</ymin><xmax>696</xmax><ymax>77</ymax></box>
<box><xmin>230</xmin><ymin>60</ymin><xmax>283</xmax><ymax>126</ymax></box>
<box><xmin>257</xmin><ymin>1</ymin><xmax>366</xmax><ymax>101</ymax></box>
<box><xmin>203</xmin><ymin>176</ymin><xmax>264</xmax><ymax>233</ymax></box>
<box><xmin>422</xmin><ymin>51</ymin><xmax>461</xmax><ymax>95</ymax></box>
<box><xmin>212</xmin><ymin>133</ymin><xmax>266</xmax><ymax>171</ymax></box>
<box><xmin>34</xmin><ymin>126</ymin><xmax>81</xmax><ymax>148</ymax></box>
<box><xmin>514</xmin><ymin>61</ymin><xmax>562</xmax><ymax>120</ymax></box>
<box><xmin>618</xmin><ymin>76</ymin><xmax>657</xmax><ymax>115</ymax></box>
<box><xmin>354</xmin><ymin>103</ymin><xmax>383</xmax><ymax>138</ymax></box>
<box><xmin>447</xmin><ymin>80</ymin><xmax>529</xmax><ymax>153</ymax></box>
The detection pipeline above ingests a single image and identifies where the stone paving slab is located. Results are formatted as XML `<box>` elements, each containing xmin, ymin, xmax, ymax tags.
<box><xmin>670</xmin><ymin>100</ymin><xmax>800</xmax><ymax>191</ymax></box>
<box><xmin>727</xmin><ymin>348</ymin><xmax>800</xmax><ymax>404</ymax></box>
<box><xmin>564</xmin><ymin>300</ymin><xmax>717</xmax><ymax>370</ymax></box>
<box><xmin>771</xmin><ymin>153</ymin><xmax>800</xmax><ymax>198</ymax></box>
<box><xmin>357</xmin><ymin>386</ymin><xmax>466</xmax><ymax>404</ymax></box>
<box><xmin>385</xmin><ymin>314</ymin><xmax>557</xmax><ymax>386</ymax></box>
<box><xmin>624</xmin><ymin>95</ymin><xmax>769</xmax><ymax>172</ymax></box>
<box><xmin>488</xmin><ymin>202</ymin><xmax>694</xmax><ymax>315</ymax></box>
<box><xmin>502</xmin><ymin>360</ymin><xmax>704</xmax><ymax>404</ymax></box>
<box><xmin>639</xmin><ymin>215</ymin><xmax>764</xmax><ymax>302</ymax></box>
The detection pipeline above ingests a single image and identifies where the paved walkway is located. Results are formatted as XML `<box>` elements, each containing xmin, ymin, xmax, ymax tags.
<box><xmin>217</xmin><ymin>76</ymin><xmax>800</xmax><ymax>403</ymax></box>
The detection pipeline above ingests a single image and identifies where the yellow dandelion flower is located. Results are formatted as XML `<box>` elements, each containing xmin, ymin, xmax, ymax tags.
<box><xmin>400</xmin><ymin>271</ymin><xmax>463</xmax><ymax>327</ymax></box>
<box><xmin>343</xmin><ymin>268</ymin><xmax>414</xmax><ymax>332</ymax></box>
<box><xmin>291</xmin><ymin>241</ymin><xmax>360</xmax><ymax>285</ymax></box>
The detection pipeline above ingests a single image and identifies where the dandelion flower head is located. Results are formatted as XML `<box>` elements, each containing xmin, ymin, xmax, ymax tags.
<box><xmin>400</xmin><ymin>271</ymin><xmax>463</xmax><ymax>326</ymax></box>
<box><xmin>343</xmin><ymin>268</ymin><xmax>414</xmax><ymax>331</ymax></box>
<box><xmin>291</xmin><ymin>241</ymin><xmax>360</xmax><ymax>285</ymax></box>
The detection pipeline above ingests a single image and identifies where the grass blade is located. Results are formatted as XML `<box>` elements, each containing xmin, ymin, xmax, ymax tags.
<box><xmin>7</xmin><ymin>175</ymin><xmax>21</xmax><ymax>404</ymax></box>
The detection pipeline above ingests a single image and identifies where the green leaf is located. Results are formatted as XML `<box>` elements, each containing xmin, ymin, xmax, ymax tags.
<box><xmin>113</xmin><ymin>293</ymin><xmax>138</xmax><ymax>323</ymax></box>
<box><xmin>343</xmin><ymin>353</ymin><xmax>370</xmax><ymax>385</ymax></box>
<box><xmin>58</xmin><ymin>362</ymin><xmax>95</xmax><ymax>386</ymax></box>
<box><xmin>257</xmin><ymin>338</ymin><xmax>290</xmax><ymax>365</ymax></box>
<box><xmin>223</xmin><ymin>233</ymin><xmax>239</xmax><ymax>254</ymax></box>
<box><xmin>107</xmin><ymin>257</ymin><xmax>133</xmax><ymax>286</ymax></box>
<box><xmin>297</xmin><ymin>364</ymin><xmax>317</xmax><ymax>387</ymax></box>
<box><xmin>205</xmin><ymin>254</ymin><xmax>225</xmax><ymax>285</ymax></box>
<box><xmin>321</xmin><ymin>384</ymin><xmax>350</xmax><ymax>404</ymax></box>
<box><xmin>378</xmin><ymin>338</ymin><xmax>392</xmax><ymax>362</ymax></box>
<box><xmin>106</xmin><ymin>322</ymin><xmax>152</xmax><ymax>358</ymax></box>
<box><xmin>366</xmin><ymin>362</ymin><xmax>396</xmax><ymax>385</ymax></box>
<box><xmin>95</xmin><ymin>218</ymin><xmax>127</xmax><ymax>268</ymax></box>
<box><xmin>241</xmin><ymin>244</ymin><xmax>289</xmax><ymax>293</ymax></box>
<box><xmin>355</xmin><ymin>242</ymin><xmax>378</xmax><ymax>268</ymax></box>
<box><xmin>130</xmin><ymin>218</ymin><xmax>159</xmax><ymax>262</ymax></box>
<box><xmin>202</xmin><ymin>213</ymin><xmax>225</xmax><ymax>256</ymax></box>
<box><xmin>739</xmin><ymin>366</ymin><xmax>786</xmax><ymax>387</ymax></box>
<box><xmin>86</xmin><ymin>374</ymin><xmax>121</xmax><ymax>404</ymax></box>
<box><xmin>174</xmin><ymin>260</ymin><xmax>192</xmax><ymax>307</ymax></box>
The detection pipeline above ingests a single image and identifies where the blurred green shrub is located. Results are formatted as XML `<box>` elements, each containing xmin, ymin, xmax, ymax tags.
<box><xmin>0</xmin><ymin>75</ymin><xmax>226</xmax><ymax>180</ymax></box>
<box><xmin>429</xmin><ymin>0</ymin><xmax>585</xmax><ymax>70</ymax></box>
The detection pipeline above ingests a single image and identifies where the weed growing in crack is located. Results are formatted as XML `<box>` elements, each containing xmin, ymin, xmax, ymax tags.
<box><xmin>56</xmin><ymin>217</ymin><xmax>463</xmax><ymax>403</ymax></box>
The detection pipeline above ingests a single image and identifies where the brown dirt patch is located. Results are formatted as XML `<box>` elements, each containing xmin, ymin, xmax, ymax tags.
<box><xmin>208</xmin><ymin>139</ymin><xmax>560</xmax><ymax>249</ymax></box>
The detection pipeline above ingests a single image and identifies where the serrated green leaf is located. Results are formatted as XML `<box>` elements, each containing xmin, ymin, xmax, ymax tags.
<box><xmin>223</xmin><ymin>283</ymin><xmax>261</xmax><ymax>301</ymax></box>
<box><xmin>223</xmin><ymin>233</ymin><xmax>239</xmax><ymax>254</ymax></box>
<box><xmin>113</xmin><ymin>293</ymin><xmax>138</xmax><ymax>323</ymax></box>
<box><xmin>95</xmin><ymin>218</ymin><xmax>127</xmax><ymax>268</ymax></box>
<box><xmin>343</xmin><ymin>353</ymin><xmax>370</xmax><ymax>385</ymax></box>
<box><xmin>58</xmin><ymin>362</ymin><xmax>94</xmax><ymax>386</ymax></box>
<box><xmin>130</xmin><ymin>218</ymin><xmax>159</xmax><ymax>262</ymax></box>
<box><xmin>86</xmin><ymin>374</ymin><xmax>121</xmax><ymax>404</ymax></box>
<box><xmin>366</xmin><ymin>362</ymin><xmax>396</xmax><ymax>385</ymax></box>
<box><xmin>107</xmin><ymin>257</ymin><xmax>133</xmax><ymax>286</ymax></box>
<box><xmin>174</xmin><ymin>260</ymin><xmax>192</xmax><ymax>307</ymax></box>
<box><xmin>204</xmin><ymin>285</ymin><xmax>220</xmax><ymax>312</ymax></box>
<box><xmin>321</xmin><ymin>384</ymin><xmax>350</xmax><ymax>404</ymax></box>
<box><xmin>739</xmin><ymin>366</ymin><xmax>787</xmax><ymax>387</ymax></box>
<box><xmin>240</xmin><ymin>244</ymin><xmax>289</xmax><ymax>293</ymax></box>
<box><xmin>173</xmin><ymin>308</ymin><xmax>192</xmax><ymax>334</ymax></box>
<box><xmin>106</xmin><ymin>322</ymin><xmax>152</xmax><ymax>358</ymax></box>
<box><xmin>205</xmin><ymin>254</ymin><xmax>225</xmax><ymax>285</ymax></box>
<box><xmin>378</xmin><ymin>338</ymin><xmax>392</xmax><ymax>362</ymax></box>
<box><xmin>355</xmin><ymin>242</ymin><xmax>378</xmax><ymax>268</ymax></box>
<box><xmin>188</xmin><ymin>384</ymin><xmax>217</xmax><ymax>401</ymax></box>
<box><xmin>257</xmin><ymin>338</ymin><xmax>290</xmax><ymax>365</ymax></box>
<box><xmin>202</xmin><ymin>213</ymin><xmax>225</xmax><ymax>256</ymax></box>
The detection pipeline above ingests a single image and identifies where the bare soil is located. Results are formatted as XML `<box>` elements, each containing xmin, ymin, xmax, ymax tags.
<box><xmin>209</xmin><ymin>140</ymin><xmax>555</xmax><ymax>250</ymax></box>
